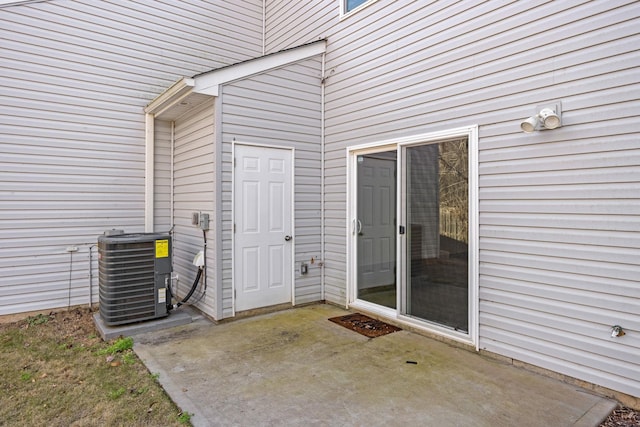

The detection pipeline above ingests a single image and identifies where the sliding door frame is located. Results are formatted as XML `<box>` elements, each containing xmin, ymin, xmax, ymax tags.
<box><xmin>347</xmin><ymin>125</ymin><xmax>479</xmax><ymax>348</ymax></box>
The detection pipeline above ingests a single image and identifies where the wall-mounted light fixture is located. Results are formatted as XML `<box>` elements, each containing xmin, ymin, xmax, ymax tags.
<box><xmin>520</xmin><ymin>103</ymin><xmax>562</xmax><ymax>133</ymax></box>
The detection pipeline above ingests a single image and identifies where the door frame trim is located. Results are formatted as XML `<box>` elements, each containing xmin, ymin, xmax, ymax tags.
<box><xmin>346</xmin><ymin>125</ymin><xmax>479</xmax><ymax>348</ymax></box>
<box><xmin>231</xmin><ymin>141</ymin><xmax>296</xmax><ymax>316</ymax></box>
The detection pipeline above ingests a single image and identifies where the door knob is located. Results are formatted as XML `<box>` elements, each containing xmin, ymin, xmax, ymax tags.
<box><xmin>284</xmin><ymin>235</ymin><xmax>292</xmax><ymax>241</ymax></box>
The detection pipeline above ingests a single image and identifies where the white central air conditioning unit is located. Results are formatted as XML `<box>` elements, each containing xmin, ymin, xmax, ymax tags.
<box><xmin>98</xmin><ymin>231</ymin><xmax>171</xmax><ymax>326</ymax></box>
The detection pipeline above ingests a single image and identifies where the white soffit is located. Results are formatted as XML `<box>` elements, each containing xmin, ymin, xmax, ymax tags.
<box><xmin>145</xmin><ymin>77</ymin><xmax>195</xmax><ymax>117</ymax></box>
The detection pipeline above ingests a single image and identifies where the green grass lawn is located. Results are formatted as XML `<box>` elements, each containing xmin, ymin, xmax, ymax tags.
<box><xmin>0</xmin><ymin>308</ymin><xmax>191</xmax><ymax>426</ymax></box>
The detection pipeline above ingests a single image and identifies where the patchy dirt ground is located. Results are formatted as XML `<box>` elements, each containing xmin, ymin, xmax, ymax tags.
<box><xmin>601</xmin><ymin>406</ymin><xmax>640</xmax><ymax>427</ymax></box>
<box><xmin>0</xmin><ymin>307</ymin><xmax>190</xmax><ymax>426</ymax></box>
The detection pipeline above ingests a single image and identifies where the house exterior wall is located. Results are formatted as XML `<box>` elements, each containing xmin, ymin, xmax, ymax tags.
<box><xmin>1</xmin><ymin>0</ymin><xmax>638</xmax><ymax>402</ymax></box>
<box><xmin>154</xmin><ymin>120</ymin><xmax>173</xmax><ymax>232</ymax></box>
<box><xmin>0</xmin><ymin>0</ymin><xmax>263</xmax><ymax>316</ymax></box>
<box><xmin>219</xmin><ymin>57</ymin><xmax>324</xmax><ymax>318</ymax></box>
<box><xmin>265</xmin><ymin>0</ymin><xmax>336</xmax><ymax>53</ymax></box>
<box><xmin>171</xmin><ymin>99</ymin><xmax>217</xmax><ymax>317</ymax></box>
<box><xmin>265</xmin><ymin>1</ymin><xmax>640</xmax><ymax>398</ymax></box>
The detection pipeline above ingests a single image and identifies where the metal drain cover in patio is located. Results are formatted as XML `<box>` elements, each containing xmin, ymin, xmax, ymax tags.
<box><xmin>329</xmin><ymin>313</ymin><xmax>401</xmax><ymax>338</ymax></box>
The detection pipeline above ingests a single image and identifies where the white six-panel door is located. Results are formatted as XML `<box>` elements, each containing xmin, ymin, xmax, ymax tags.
<box><xmin>234</xmin><ymin>144</ymin><xmax>293</xmax><ymax>312</ymax></box>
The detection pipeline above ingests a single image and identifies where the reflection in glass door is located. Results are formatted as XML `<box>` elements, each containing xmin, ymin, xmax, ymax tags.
<box><xmin>356</xmin><ymin>150</ymin><xmax>397</xmax><ymax>309</ymax></box>
<box><xmin>403</xmin><ymin>139</ymin><xmax>469</xmax><ymax>332</ymax></box>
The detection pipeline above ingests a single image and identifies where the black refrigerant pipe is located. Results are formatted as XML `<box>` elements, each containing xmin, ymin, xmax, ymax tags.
<box><xmin>166</xmin><ymin>228</ymin><xmax>206</xmax><ymax>311</ymax></box>
<box><xmin>167</xmin><ymin>266</ymin><xmax>203</xmax><ymax>311</ymax></box>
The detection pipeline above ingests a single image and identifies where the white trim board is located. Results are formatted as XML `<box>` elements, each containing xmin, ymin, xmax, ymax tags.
<box><xmin>194</xmin><ymin>40</ymin><xmax>326</xmax><ymax>96</ymax></box>
<box><xmin>145</xmin><ymin>40</ymin><xmax>327</xmax><ymax>116</ymax></box>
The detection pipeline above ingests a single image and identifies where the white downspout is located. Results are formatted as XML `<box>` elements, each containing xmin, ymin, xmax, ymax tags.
<box><xmin>320</xmin><ymin>53</ymin><xmax>326</xmax><ymax>301</ymax></box>
<box><xmin>262</xmin><ymin>0</ymin><xmax>266</xmax><ymax>55</ymax></box>
<box><xmin>170</xmin><ymin>121</ymin><xmax>175</xmax><ymax>229</ymax></box>
<box><xmin>144</xmin><ymin>113</ymin><xmax>154</xmax><ymax>232</ymax></box>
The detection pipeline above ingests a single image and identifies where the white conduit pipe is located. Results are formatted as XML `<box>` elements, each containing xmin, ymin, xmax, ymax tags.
<box><xmin>320</xmin><ymin>52</ymin><xmax>326</xmax><ymax>301</ymax></box>
<box><xmin>170</xmin><ymin>121</ymin><xmax>175</xmax><ymax>229</ymax></box>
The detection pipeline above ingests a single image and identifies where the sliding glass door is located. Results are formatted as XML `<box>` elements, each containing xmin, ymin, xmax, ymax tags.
<box><xmin>356</xmin><ymin>150</ymin><xmax>397</xmax><ymax>309</ymax></box>
<box><xmin>350</xmin><ymin>130</ymin><xmax>474</xmax><ymax>337</ymax></box>
<box><xmin>402</xmin><ymin>138</ymin><xmax>469</xmax><ymax>332</ymax></box>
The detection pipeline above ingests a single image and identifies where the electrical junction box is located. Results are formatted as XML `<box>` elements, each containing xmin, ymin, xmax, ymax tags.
<box><xmin>98</xmin><ymin>232</ymin><xmax>171</xmax><ymax>326</ymax></box>
<box><xmin>199</xmin><ymin>213</ymin><xmax>210</xmax><ymax>230</ymax></box>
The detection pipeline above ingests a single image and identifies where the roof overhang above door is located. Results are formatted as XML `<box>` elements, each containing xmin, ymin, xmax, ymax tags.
<box><xmin>145</xmin><ymin>39</ymin><xmax>326</xmax><ymax>121</ymax></box>
<box><xmin>144</xmin><ymin>77</ymin><xmax>205</xmax><ymax>121</ymax></box>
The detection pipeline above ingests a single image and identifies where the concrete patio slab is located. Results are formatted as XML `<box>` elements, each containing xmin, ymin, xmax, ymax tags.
<box><xmin>134</xmin><ymin>304</ymin><xmax>616</xmax><ymax>427</ymax></box>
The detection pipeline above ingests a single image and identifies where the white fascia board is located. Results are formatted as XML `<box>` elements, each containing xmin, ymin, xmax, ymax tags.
<box><xmin>145</xmin><ymin>77</ymin><xmax>195</xmax><ymax>115</ymax></box>
<box><xmin>194</xmin><ymin>39</ymin><xmax>327</xmax><ymax>96</ymax></box>
<box><xmin>0</xmin><ymin>0</ymin><xmax>36</xmax><ymax>7</ymax></box>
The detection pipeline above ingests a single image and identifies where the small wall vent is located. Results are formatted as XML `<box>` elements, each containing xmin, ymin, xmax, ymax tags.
<box><xmin>98</xmin><ymin>232</ymin><xmax>171</xmax><ymax>326</ymax></box>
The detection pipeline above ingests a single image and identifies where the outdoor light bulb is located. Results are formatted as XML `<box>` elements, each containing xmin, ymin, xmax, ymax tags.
<box><xmin>520</xmin><ymin>115</ymin><xmax>538</xmax><ymax>133</ymax></box>
<box><xmin>539</xmin><ymin>108</ymin><xmax>561</xmax><ymax>129</ymax></box>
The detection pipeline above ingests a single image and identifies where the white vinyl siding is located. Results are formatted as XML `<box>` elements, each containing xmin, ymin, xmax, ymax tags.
<box><xmin>266</xmin><ymin>1</ymin><xmax>640</xmax><ymax>398</ymax></box>
<box><xmin>0</xmin><ymin>0</ymin><xmax>263</xmax><ymax>315</ymax></box>
<box><xmin>171</xmin><ymin>100</ymin><xmax>217</xmax><ymax>317</ymax></box>
<box><xmin>342</xmin><ymin>0</ymin><xmax>376</xmax><ymax>17</ymax></box>
<box><xmin>265</xmin><ymin>0</ymin><xmax>336</xmax><ymax>54</ymax></box>
<box><xmin>220</xmin><ymin>57</ymin><xmax>324</xmax><ymax>317</ymax></box>
<box><xmin>1</xmin><ymin>0</ymin><xmax>638</xmax><ymax>403</ymax></box>
<box><xmin>154</xmin><ymin>120</ymin><xmax>172</xmax><ymax>232</ymax></box>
